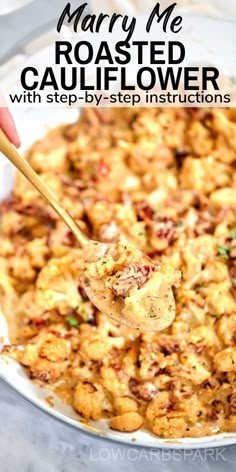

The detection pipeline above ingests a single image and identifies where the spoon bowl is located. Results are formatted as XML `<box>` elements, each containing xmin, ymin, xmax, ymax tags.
<box><xmin>81</xmin><ymin>239</ymin><xmax>179</xmax><ymax>331</ymax></box>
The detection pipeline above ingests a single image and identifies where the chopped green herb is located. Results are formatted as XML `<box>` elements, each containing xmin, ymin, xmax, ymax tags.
<box><xmin>65</xmin><ymin>316</ymin><xmax>79</xmax><ymax>328</ymax></box>
<box><xmin>173</xmin><ymin>360</ymin><xmax>180</xmax><ymax>366</ymax></box>
<box><xmin>175</xmin><ymin>220</ymin><xmax>183</xmax><ymax>227</ymax></box>
<box><xmin>230</xmin><ymin>228</ymin><xmax>236</xmax><ymax>240</ymax></box>
<box><xmin>218</xmin><ymin>245</ymin><xmax>231</xmax><ymax>259</ymax></box>
<box><xmin>81</xmin><ymin>297</ymin><xmax>89</xmax><ymax>303</ymax></box>
<box><xmin>138</xmin><ymin>231</ymin><xmax>146</xmax><ymax>236</ymax></box>
<box><xmin>196</xmin><ymin>283</ymin><xmax>206</xmax><ymax>289</ymax></box>
<box><xmin>208</xmin><ymin>313</ymin><xmax>221</xmax><ymax>319</ymax></box>
<box><xmin>74</xmin><ymin>305</ymin><xmax>79</xmax><ymax>312</ymax></box>
<box><xmin>87</xmin><ymin>166</ymin><xmax>95</xmax><ymax>176</ymax></box>
<box><xmin>149</xmin><ymin>313</ymin><xmax>157</xmax><ymax>318</ymax></box>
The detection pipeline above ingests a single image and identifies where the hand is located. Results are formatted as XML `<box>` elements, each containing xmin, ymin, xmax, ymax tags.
<box><xmin>0</xmin><ymin>107</ymin><xmax>20</xmax><ymax>148</ymax></box>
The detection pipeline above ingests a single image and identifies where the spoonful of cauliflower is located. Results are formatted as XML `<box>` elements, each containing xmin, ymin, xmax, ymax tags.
<box><xmin>0</xmin><ymin>128</ymin><xmax>180</xmax><ymax>331</ymax></box>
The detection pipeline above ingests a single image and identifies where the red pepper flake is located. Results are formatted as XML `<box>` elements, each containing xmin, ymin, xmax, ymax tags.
<box><xmin>137</xmin><ymin>202</ymin><xmax>155</xmax><ymax>221</ymax></box>
<box><xmin>34</xmin><ymin>319</ymin><xmax>46</xmax><ymax>327</ymax></box>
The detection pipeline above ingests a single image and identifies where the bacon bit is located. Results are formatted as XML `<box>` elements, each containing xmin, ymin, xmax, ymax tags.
<box><xmin>33</xmin><ymin>319</ymin><xmax>46</xmax><ymax>327</ymax></box>
<box><xmin>207</xmin><ymin>408</ymin><xmax>219</xmax><ymax>421</ymax></box>
<box><xmin>78</xmin><ymin>285</ymin><xmax>89</xmax><ymax>300</ymax></box>
<box><xmin>30</xmin><ymin>370</ymin><xmax>51</xmax><ymax>382</ymax></box>
<box><xmin>230</xmin><ymin>267</ymin><xmax>236</xmax><ymax>287</ymax></box>
<box><xmin>0</xmin><ymin>197</ymin><xmax>20</xmax><ymax>212</ymax></box>
<box><xmin>154</xmin><ymin>217</ymin><xmax>175</xmax><ymax>240</ymax></box>
<box><xmin>158</xmin><ymin>337</ymin><xmax>180</xmax><ymax>354</ymax></box>
<box><xmin>202</xmin><ymin>377</ymin><xmax>220</xmax><ymax>389</ymax></box>
<box><xmin>65</xmin><ymin>230</ymin><xmax>73</xmax><ymax>239</ymax></box>
<box><xmin>49</xmin><ymin>330</ymin><xmax>73</xmax><ymax>339</ymax></box>
<box><xmin>62</xmin><ymin>176</ymin><xmax>86</xmax><ymax>191</ymax></box>
<box><xmin>216</xmin><ymin>208</ymin><xmax>228</xmax><ymax>224</ymax></box>
<box><xmin>170</xmin><ymin>380</ymin><xmax>192</xmax><ymax>400</ymax></box>
<box><xmin>129</xmin><ymin>378</ymin><xmax>159</xmax><ymax>401</ymax></box>
<box><xmin>229</xmin><ymin>392</ymin><xmax>236</xmax><ymax>412</ymax></box>
<box><xmin>111</xmin><ymin>263</ymin><xmax>154</xmax><ymax>297</ymax></box>
<box><xmin>88</xmin><ymin>159</ymin><xmax>110</xmax><ymax>183</ymax></box>
<box><xmin>113</xmin><ymin>363</ymin><xmax>123</xmax><ymax>374</ymax></box>
<box><xmin>84</xmin><ymin>381</ymin><xmax>98</xmax><ymax>393</ymax></box>
<box><xmin>147</xmin><ymin>251</ymin><xmax>161</xmax><ymax>259</ymax></box>
<box><xmin>194</xmin><ymin>211</ymin><xmax>215</xmax><ymax>236</ymax></box>
<box><xmin>8</xmin><ymin>201</ymin><xmax>56</xmax><ymax>226</ymax></box>
<box><xmin>137</xmin><ymin>202</ymin><xmax>155</xmax><ymax>221</ymax></box>
<box><xmin>194</xmin><ymin>342</ymin><xmax>207</xmax><ymax>355</ymax></box>
<box><xmin>64</xmin><ymin>230</ymin><xmax>75</xmax><ymax>246</ymax></box>
<box><xmin>112</xmin><ymin>363</ymin><xmax>129</xmax><ymax>381</ymax></box>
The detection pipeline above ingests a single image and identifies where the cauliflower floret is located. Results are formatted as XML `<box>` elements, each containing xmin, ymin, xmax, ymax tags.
<box><xmin>39</xmin><ymin>334</ymin><xmax>71</xmax><ymax>362</ymax></box>
<box><xmin>214</xmin><ymin>348</ymin><xmax>236</xmax><ymax>373</ymax></box>
<box><xmin>79</xmin><ymin>331</ymin><xmax>124</xmax><ymax>361</ymax></box>
<box><xmin>145</xmin><ymin>391</ymin><xmax>171</xmax><ymax>423</ymax></box>
<box><xmin>29</xmin><ymin>358</ymin><xmax>66</xmax><ymax>381</ymax></box>
<box><xmin>212</xmin><ymin>111</ymin><xmax>236</xmax><ymax>158</ymax></box>
<box><xmin>210</xmin><ymin>188</ymin><xmax>236</xmax><ymax>209</ymax></box>
<box><xmin>110</xmin><ymin>412</ymin><xmax>143</xmax><ymax>432</ymax></box>
<box><xmin>113</xmin><ymin>396</ymin><xmax>138</xmax><ymax>415</ymax></box>
<box><xmin>0</xmin><ymin>238</ymin><xmax>14</xmax><ymax>257</ymax></box>
<box><xmin>151</xmin><ymin>416</ymin><xmax>187</xmax><ymax>439</ymax></box>
<box><xmin>180</xmin><ymin>157</ymin><xmax>230</xmax><ymax>194</ymax></box>
<box><xmin>21</xmin><ymin>344</ymin><xmax>39</xmax><ymax>366</ymax></box>
<box><xmin>217</xmin><ymin>314</ymin><xmax>236</xmax><ymax>346</ymax></box>
<box><xmin>10</xmin><ymin>254</ymin><xmax>36</xmax><ymax>283</ymax></box>
<box><xmin>180</xmin><ymin>352</ymin><xmax>211</xmax><ymax>385</ymax></box>
<box><xmin>205</xmin><ymin>282</ymin><xmax>236</xmax><ymax>317</ymax></box>
<box><xmin>36</xmin><ymin>254</ymin><xmax>82</xmax><ymax>314</ymax></box>
<box><xmin>29</xmin><ymin>147</ymin><xmax>67</xmax><ymax>173</ymax></box>
<box><xmin>101</xmin><ymin>366</ymin><xmax>129</xmax><ymax>396</ymax></box>
<box><xmin>3</xmin><ymin>344</ymin><xmax>39</xmax><ymax>366</ymax></box>
<box><xmin>187</xmin><ymin>326</ymin><xmax>219</xmax><ymax>351</ymax></box>
<box><xmin>187</xmin><ymin>121</ymin><xmax>213</xmax><ymax>156</ymax></box>
<box><xmin>73</xmin><ymin>381</ymin><xmax>111</xmax><ymax>420</ymax></box>
<box><xmin>24</xmin><ymin>237</ymin><xmax>49</xmax><ymax>269</ymax></box>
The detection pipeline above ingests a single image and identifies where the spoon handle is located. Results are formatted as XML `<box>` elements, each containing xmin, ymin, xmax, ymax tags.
<box><xmin>0</xmin><ymin>128</ymin><xmax>89</xmax><ymax>247</ymax></box>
